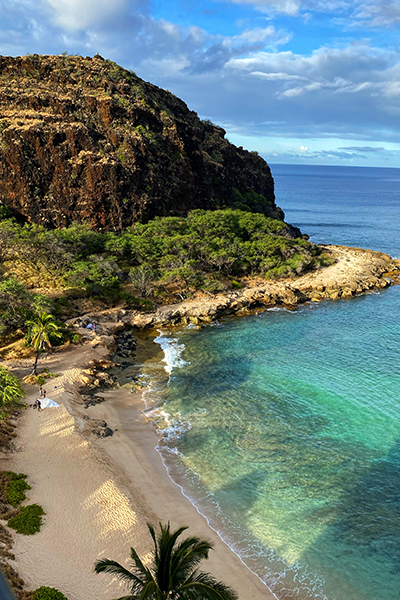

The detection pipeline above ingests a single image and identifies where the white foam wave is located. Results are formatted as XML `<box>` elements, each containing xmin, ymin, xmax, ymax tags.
<box><xmin>154</xmin><ymin>330</ymin><xmax>190</xmax><ymax>374</ymax></box>
<box><xmin>144</xmin><ymin>407</ymin><xmax>192</xmax><ymax>441</ymax></box>
<box><xmin>266</xmin><ymin>306</ymin><xmax>295</xmax><ymax>313</ymax></box>
<box><xmin>210</xmin><ymin>320</ymin><xmax>225</xmax><ymax>327</ymax></box>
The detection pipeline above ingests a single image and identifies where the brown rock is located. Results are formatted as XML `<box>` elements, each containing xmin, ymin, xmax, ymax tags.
<box><xmin>0</xmin><ymin>54</ymin><xmax>286</xmax><ymax>231</ymax></box>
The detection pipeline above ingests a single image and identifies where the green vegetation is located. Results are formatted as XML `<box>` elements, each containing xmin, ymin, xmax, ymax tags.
<box><xmin>0</xmin><ymin>471</ymin><xmax>45</xmax><ymax>535</ymax></box>
<box><xmin>5</xmin><ymin>473</ymin><xmax>31</xmax><ymax>507</ymax></box>
<box><xmin>8</xmin><ymin>504</ymin><xmax>45</xmax><ymax>535</ymax></box>
<box><xmin>0</xmin><ymin>207</ymin><xmax>328</xmax><ymax>342</ymax></box>
<box><xmin>95</xmin><ymin>521</ymin><xmax>238</xmax><ymax>600</ymax></box>
<box><xmin>26</xmin><ymin>312</ymin><xmax>62</xmax><ymax>375</ymax></box>
<box><xmin>0</xmin><ymin>276</ymin><xmax>50</xmax><ymax>338</ymax></box>
<box><xmin>0</xmin><ymin>366</ymin><xmax>25</xmax><ymax>406</ymax></box>
<box><xmin>33</xmin><ymin>586</ymin><xmax>69</xmax><ymax>600</ymax></box>
<box><xmin>0</xmin><ymin>472</ymin><xmax>30</xmax><ymax>507</ymax></box>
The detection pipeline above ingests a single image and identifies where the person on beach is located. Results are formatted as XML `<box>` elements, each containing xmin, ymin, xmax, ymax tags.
<box><xmin>37</xmin><ymin>399</ymin><xmax>42</xmax><ymax>412</ymax></box>
<box><xmin>39</xmin><ymin>385</ymin><xmax>43</xmax><ymax>397</ymax></box>
<box><xmin>43</xmin><ymin>389</ymin><xmax>47</xmax><ymax>398</ymax></box>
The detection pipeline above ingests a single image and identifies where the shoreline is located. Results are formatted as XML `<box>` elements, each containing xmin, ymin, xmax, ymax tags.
<box><xmin>67</xmin><ymin>245</ymin><xmax>400</xmax><ymax>332</ymax></box>
<box><xmin>2</xmin><ymin>243</ymin><xmax>400</xmax><ymax>599</ymax></box>
<box><xmin>3</xmin><ymin>341</ymin><xmax>275</xmax><ymax>600</ymax></box>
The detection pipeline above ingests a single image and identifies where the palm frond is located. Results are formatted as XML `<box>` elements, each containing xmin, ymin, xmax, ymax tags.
<box><xmin>137</xmin><ymin>580</ymin><xmax>157</xmax><ymax>600</ymax></box>
<box><xmin>176</xmin><ymin>569</ymin><xmax>238</xmax><ymax>600</ymax></box>
<box><xmin>156</xmin><ymin>523</ymin><xmax>188</xmax><ymax>592</ymax></box>
<box><xmin>94</xmin><ymin>558</ymin><xmax>144</xmax><ymax>590</ymax></box>
<box><xmin>130</xmin><ymin>545</ymin><xmax>154</xmax><ymax>580</ymax></box>
<box><xmin>147</xmin><ymin>522</ymin><xmax>159</xmax><ymax>563</ymax></box>
<box><xmin>171</xmin><ymin>538</ymin><xmax>213</xmax><ymax>583</ymax></box>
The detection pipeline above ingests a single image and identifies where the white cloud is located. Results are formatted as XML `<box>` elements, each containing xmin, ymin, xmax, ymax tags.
<box><xmin>300</xmin><ymin>145</ymin><xmax>308</xmax><ymax>150</ymax></box>
<box><xmin>45</xmin><ymin>0</ymin><xmax>128</xmax><ymax>30</ymax></box>
<box><xmin>250</xmin><ymin>70</ymin><xmax>308</xmax><ymax>80</ymax></box>
<box><xmin>228</xmin><ymin>0</ymin><xmax>400</xmax><ymax>28</ymax></box>
<box><xmin>229</xmin><ymin>0</ymin><xmax>303</xmax><ymax>16</ymax></box>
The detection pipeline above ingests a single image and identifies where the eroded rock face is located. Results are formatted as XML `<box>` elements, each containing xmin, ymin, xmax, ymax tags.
<box><xmin>0</xmin><ymin>54</ymin><xmax>281</xmax><ymax>230</ymax></box>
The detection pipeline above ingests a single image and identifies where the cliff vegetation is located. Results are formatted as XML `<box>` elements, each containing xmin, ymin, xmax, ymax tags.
<box><xmin>0</xmin><ymin>207</ymin><xmax>328</xmax><ymax>342</ymax></box>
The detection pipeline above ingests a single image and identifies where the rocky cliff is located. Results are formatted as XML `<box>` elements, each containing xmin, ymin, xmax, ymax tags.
<box><xmin>0</xmin><ymin>54</ymin><xmax>282</xmax><ymax>231</ymax></box>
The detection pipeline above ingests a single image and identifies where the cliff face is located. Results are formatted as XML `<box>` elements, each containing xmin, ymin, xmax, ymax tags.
<box><xmin>0</xmin><ymin>54</ymin><xmax>282</xmax><ymax>231</ymax></box>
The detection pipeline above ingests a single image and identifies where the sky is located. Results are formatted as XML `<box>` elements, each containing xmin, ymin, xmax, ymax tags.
<box><xmin>1</xmin><ymin>1</ymin><xmax>400</xmax><ymax>167</ymax></box>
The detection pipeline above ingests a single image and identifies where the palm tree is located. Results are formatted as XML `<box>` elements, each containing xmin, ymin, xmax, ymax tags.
<box><xmin>94</xmin><ymin>522</ymin><xmax>238</xmax><ymax>600</ymax></box>
<box><xmin>26</xmin><ymin>312</ymin><xmax>61</xmax><ymax>376</ymax></box>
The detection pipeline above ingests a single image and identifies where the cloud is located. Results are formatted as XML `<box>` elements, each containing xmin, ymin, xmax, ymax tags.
<box><xmin>228</xmin><ymin>0</ymin><xmax>400</xmax><ymax>28</ymax></box>
<box><xmin>264</xmin><ymin>147</ymin><xmax>387</xmax><ymax>163</ymax></box>
<box><xmin>352</xmin><ymin>1</ymin><xmax>400</xmax><ymax>27</ymax></box>
<box><xmin>233</xmin><ymin>25</ymin><xmax>291</xmax><ymax>46</ymax></box>
<box><xmin>45</xmin><ymin>0</ymin><xmax>128</xmax><ymax>30</ymax></box>
<box><xmin>338</xmin><ymin>146</ymin><xmax>386</xmax><ymax>152</ymax></box>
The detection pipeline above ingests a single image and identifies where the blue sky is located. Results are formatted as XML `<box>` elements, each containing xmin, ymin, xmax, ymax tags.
<box><xmin>1</xmin><ymin>1</ymin><xmax>400</xmax><ymax>167</ymax></box>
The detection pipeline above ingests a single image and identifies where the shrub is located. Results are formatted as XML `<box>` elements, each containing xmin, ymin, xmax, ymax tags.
<box><xmin>8</xmin><ymin>503</ymin><xmax>45</xmax><ymax>534</ymax></box>
<box><xmin>0</xmin><ymin>366</ymin><xmax>25</xmax><ymax>406</ymax></box>
<box><xmin>6</xmin><ymin>473</ymin><xmax>31</xmax><ymax>507</ymax></box>
<box><xmin>33</xmin><ymin>586</ymin><xmax>69</xmax><ymax>600</ymax></box>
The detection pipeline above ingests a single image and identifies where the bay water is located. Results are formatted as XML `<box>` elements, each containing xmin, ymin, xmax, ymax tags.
<box><xmin>141</xmin><ymin>165</ymin><xmax>400</xmax><ymax>600</ymax></box>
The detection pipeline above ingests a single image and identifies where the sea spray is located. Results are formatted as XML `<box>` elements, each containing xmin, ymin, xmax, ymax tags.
<box><xmin>154</xmin><ymin>330</ymin><xmax>190</xmax><ymax>374</ymax></box>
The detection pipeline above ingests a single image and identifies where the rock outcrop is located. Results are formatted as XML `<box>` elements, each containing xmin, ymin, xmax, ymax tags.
<box><xmin>66</xmin><ymin>246</ymin><xmax>400</xmax><ymax>330</ymax></box>
<box><xmin>0</xmin><ymin>54</ymin><xmax>282</xmax><ymax>231</ymax></box>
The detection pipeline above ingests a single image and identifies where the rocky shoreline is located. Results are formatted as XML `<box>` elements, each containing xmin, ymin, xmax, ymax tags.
<box><xmin>68</xmin><ymin>245</ymin><xmax>400</xmax><ymax>335</ymax></box>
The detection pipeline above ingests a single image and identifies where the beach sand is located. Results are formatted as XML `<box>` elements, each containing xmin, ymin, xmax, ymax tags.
<box><xmin>5</xmin><ymin>342</ymin><xmax>274</xmax><ymax>600</ymax></box>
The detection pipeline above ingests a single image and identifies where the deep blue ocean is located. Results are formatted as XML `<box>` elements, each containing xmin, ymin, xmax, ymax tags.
<box><xmin>142</xmin><ymin>165</ymin><xmax>400</xmax><ymax>600</ymax></box>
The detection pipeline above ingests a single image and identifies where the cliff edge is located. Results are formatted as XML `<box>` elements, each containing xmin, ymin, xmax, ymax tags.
<box><xmin>0</xmin><ymin>53</ymin><xmax>282</xmax><ymax>231</ymax></box>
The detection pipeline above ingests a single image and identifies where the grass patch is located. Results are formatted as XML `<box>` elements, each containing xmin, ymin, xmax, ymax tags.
<box><xmin>0</xmin><ymin>472</ymin><xmax>30</xmax><ymax>507</ymax></box>
<box><xmin>33</xmin><ymin>586</ymin><xmax>69</xmax><ymax>600</ymax></box>
<box><xmin>8</xmin><ymin>504</ymin><xmax>45</xmax><ymax>535</ymax></box>
<box><xmin>6</xmin><ymin>473</ymin><xmax>31</xmax><ymax>507</ymax></box>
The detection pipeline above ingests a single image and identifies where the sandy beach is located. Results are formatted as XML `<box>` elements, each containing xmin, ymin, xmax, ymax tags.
<box><xmin>2</xmin><ymin>243</ymin><xmax>400</xmax><ymax>600</ymax></box>
<box><xmin>4</xmin><ymin>341</ymin><xmax>274</xmax><ymax>600</ymax></box>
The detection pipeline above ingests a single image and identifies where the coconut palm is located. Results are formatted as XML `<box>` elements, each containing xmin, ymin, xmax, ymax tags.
<box><xmin>94</xmin><ymin>522</ymin><xmax>238</xmax><ymax>600</ymax></box>
<box><xmin>26</xmin><ymin>312</ymin><xmax>61</xmax><ymax>375</ymax></box>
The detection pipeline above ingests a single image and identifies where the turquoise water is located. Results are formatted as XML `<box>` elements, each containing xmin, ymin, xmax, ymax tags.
<box><xmin>142</xmin><ymin>165</ymin><xmax>400</xmax><ymax>600</ymax></box>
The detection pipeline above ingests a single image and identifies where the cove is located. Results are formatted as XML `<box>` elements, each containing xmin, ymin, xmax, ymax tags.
<box><xmin>140</xmin><ymin>165</ymin><xmax>400</xmax><ymax>600</ymax></box>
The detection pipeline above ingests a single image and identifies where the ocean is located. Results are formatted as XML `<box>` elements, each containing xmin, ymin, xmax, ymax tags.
<box><xmin>140</xmin><ymin>164</ymin><xmax>400</xmax><ymax>600</ymax></box>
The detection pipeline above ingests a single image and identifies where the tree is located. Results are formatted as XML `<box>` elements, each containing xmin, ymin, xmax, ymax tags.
<box><xmin>94</xmin><ymin>521</ymin><xmax>238</xmax><ymax>600</ymax></box>
<box><xmin>26</xmin><ymin>312</ymin><xmax>61</xmax><ymax>375</ymax></box>
<box><xmin>129</xmin><ymin>265</ymin><xmax>156</xmax><ymax>297</ymax></box>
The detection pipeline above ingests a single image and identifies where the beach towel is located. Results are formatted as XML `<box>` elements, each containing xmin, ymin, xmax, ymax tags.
<box><xmin>38</xmin><ymin>398</ymin><xmax>60</xmax><ymax>409</ymax></box>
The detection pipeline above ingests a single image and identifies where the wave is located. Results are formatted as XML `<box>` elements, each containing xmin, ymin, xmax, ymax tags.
<box><xmin>265</xmin><ymin>307</ymin><xmax>296</xmax><ymax>313</ymax></box>
<box><xmin>154</xmin><ymin>330</ymin><xmax>190</xmax><ymax>374</ymax></box>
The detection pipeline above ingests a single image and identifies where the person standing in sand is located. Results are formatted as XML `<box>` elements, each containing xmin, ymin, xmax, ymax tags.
<box><xmin>39</xmin><ymin>385</ymin><xmax>43</xmax><ymax>397</ymax></box>
<box><xmin>37</xmin><ymin>399</ymin><xmax>42</xmax><ymax>412</ymax></box>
